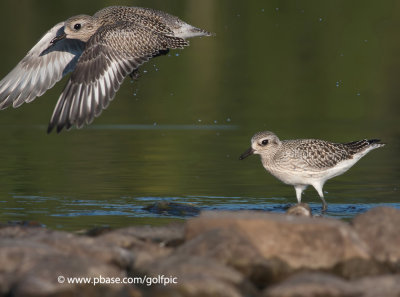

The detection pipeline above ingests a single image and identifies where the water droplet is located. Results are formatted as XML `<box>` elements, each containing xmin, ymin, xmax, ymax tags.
<box><xmin>319</xmin><ymin>17</ymin><xmax>323</xmax><ymax>22</ymax></box>
<box><xmin>275</xmin><ymin>7</ymin><xmax>279</xmax><ymax>11</ymax></box>
<box><xmin>335</xmin><ymin>80</ymin><xmax>343</xmax><ymax>88</ymax></box>
<box><xmin>214</xmin><ymin>120</ymin><xmax>218</xmax><ymax>124</ymax></box>
<box><xmin>198</xmin><ymin>119</ymin><xmax>202</xmax><ymax>123</ymax></box>
<box><xmin>143</xmin><ymin>70</ymin><xmax>148</xmax><ymax>73</ymax></box>
<box><xmin>261</xmin><ymin>8</ymin><xmax>265</xmax><ymax>12</ymax></box>
<box><xmin>356</xmin><ymin>90</ymin><xmax>361</xmax><ymax>96</ymax></box>
<box><xmin>175</xmin><ymin>53</ymin><xmax>180</xmax><ymax>57</ymax></box>
<box><xmin>153</xmin><ymin>122</ymin><xmax>157</xmax><ymax>126</ymax></box>
<box><xmin>226</xmin><ymin>118</ymin><xmax>231</xmax><ymax>122</ymax></box>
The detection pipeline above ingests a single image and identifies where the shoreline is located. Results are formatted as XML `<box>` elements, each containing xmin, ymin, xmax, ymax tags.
<box><xmin>1</xmin><ymin>206</ymin><xmax>399</xmax><ymax>296</ymax></box>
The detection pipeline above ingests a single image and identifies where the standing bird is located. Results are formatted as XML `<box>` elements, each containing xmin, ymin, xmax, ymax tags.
<box><xmin>0</xmin><ymin>6</ymin><xmax>212</xmax><ymax>133</ymax></box>
<box><xmin>239</xmin><ymin>131</ymin><xmax>385</xmax><ymax>211</ymax></box>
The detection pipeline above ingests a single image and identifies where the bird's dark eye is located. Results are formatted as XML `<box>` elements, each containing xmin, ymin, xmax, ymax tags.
<box><xmin>74</xmin><ymin>23</ymin><xmax>81</xmax><ymax>30</ymax></box>
<box><xmin>261</xmin><ymin>139</ymin><xmax>269</xmax><ymax>146</ymax></box>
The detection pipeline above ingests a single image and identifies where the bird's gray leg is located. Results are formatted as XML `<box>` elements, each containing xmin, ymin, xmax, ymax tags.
<box><xmin>312</xmin><ymin>183</ymin><xmax>327</xmax><ymax>212</ymax></box>
<box><xmin>294</xmin><ymin>185</ymin><xmax>308</xmax><ymax>203</ymax></box>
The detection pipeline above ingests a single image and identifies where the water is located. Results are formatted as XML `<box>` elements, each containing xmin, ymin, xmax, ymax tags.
<box><xmin>0</xmin><ymin>0</ymin><xmax>399</xmax><ymax>230</ymax></box>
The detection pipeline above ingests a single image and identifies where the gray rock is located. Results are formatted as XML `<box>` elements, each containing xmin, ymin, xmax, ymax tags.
<box><xmin>264</xmin><ymin>273</ymin><xmax>400</xmax><ymax>297</ymax></box>
<box><xmin>263</xmin><ymin>272</ymin><xmax>360</xmax><ymax>297</ymax></box>
<box><xmin>0</xmin><ymin>226</ymin><xmax>132</xmax><ymax>269</ymax></box>
<box><xmin>286</xmin><ymin>203</ymin><xmax>312</xmax><ymax>217</ymax></box>
<box><xmin>185</xmin><ymin>211</ymin><xmax>374</xmax><ymax>281</ymax></box>
<box><xmin>176</xmin><ymin>227</ymin><xmax>291</xmax><ymax>287</ymax></box>
<box><xmin>352</xmin><ymin>207</ymin><xmax>400</xmax><ymax>267</ymax></box>
<box><xmin>135</xmin><ymin>254</ymin><xmax>258</xmax><ymax>297</ymax></box>
<box><xmin>96</xmin><ymin>223</ymin><xmax>185</xmax><ymax>247</ymax></box>
<box><xmin>144</xmin><ymin>202</ymin><xmax>201</xmax><ymax>217</ymax></box>
<box><xmin>0</xmin><ymin>226</ymin><xmax>137</xmax><ymax>297</ymax></box>
<box><xmin>353</xmin><ymin>274</ymin><xmax>400</xmax><ymax>297</ymax></box>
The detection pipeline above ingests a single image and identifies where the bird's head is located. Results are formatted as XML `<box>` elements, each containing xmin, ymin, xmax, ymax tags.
<box><xmin>51</xmin><ymin>15</ymin><xmax>99</xmax><ymax>44</ymax></box>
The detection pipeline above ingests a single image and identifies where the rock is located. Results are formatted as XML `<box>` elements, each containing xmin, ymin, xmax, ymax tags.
<box><xmin>352</xmin><ymin>207</ymin><xmax>400</xmax><ymax>267</ymax></box>
<box><xmin>185</xmin><ymin>211</ymin><xmax>374</xmax><ymax>282</ymax></box>
<box><xmin>12</xmin><ymin>257</ymin><xmax>137</xmax><ymax>297</ymax></box>
<box><xmin>97</xmin><ymin>223</ymin><xmax>185</xmax><ymax>247</ymax></box>
<box><xmin>97</xmin><ymin>226</ymin><xmax>177</xmax><ymax>269</ymax></box>
<box><xmin>1</xmin><ymin>207</ymin><xmax>400</xmax><ymax>297</ymax></box>
<box><xmin>263</xmin><ymin>272</ymin><xmax>359</xmax><ymax>297</ymax></box>
<box><xmin>144</xmin><ymin>202</ymin><xmax>201</xmax><ymax>217</ymax></box>
<box><xmin>0</xmin><ymin>226</ymin><xmax>137</xmax><ymax>297</ymax></box>
<box><xmin>353</xmin><ymin>274</ymin><xmax>400</xmax><ymax>297</ymax></box>
<box><xmin>286</xmin><ymin>203</ymin><xmax>312</xmax><ymax>217</ymax></box>
<box><xmin>176</xmin><ymin>227</ymin><xmax>291</xmax><ymax>287</ymax></box>
<box><xmin>135</xmin><ymin>254</ymin><xmax>258</xmax><ymax>297</ymax></box>
<box><xmin>263</xmin><ymin>272</ymin><xmax>400</xmax><ymax>297</ymax></box>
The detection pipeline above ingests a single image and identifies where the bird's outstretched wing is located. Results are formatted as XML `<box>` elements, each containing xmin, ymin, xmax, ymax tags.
<box><xmin>0</xmin><ymin>22</ymin><xmax>85</xmax><ymax>109</ymax></box>
<box><xmin>48</xmin><ymin>22</ymin><xmax>188</xmax><ymax>133</ymax></box>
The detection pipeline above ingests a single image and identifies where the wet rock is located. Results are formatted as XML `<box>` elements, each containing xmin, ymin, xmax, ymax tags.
<box><xmin>144</xmin><ymin>202</ymin><xmax>201</xmax><ymax>217</ymax></box>
<box><xmin>352</xmin><ymin>207</ymin><xmax>400</xmax><ymax>267</ymax></box>
<box><xmin>185</xmin><ymin>211</ymin><xmax>373</xmax><ymax>281</ymax></box>
<box><xmin>286</xmin><ymin>203</ymin><xmax>312</xmax><ymax>217</ymax></box>
<box><xmin>135</xmin><ymin>254</ymin><xmax>258</xmax><ymax>297</ymax></box>
<box><xmin>263</xmin><ymin>272</ymin><xmax>359</xmax><ymax>297</ymax></box>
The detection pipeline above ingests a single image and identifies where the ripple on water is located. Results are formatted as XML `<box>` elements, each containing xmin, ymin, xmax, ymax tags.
<box><xmin>2</xmin><ymin>194</ymin><xmax>399</xmax><ymax>229</ymax></box>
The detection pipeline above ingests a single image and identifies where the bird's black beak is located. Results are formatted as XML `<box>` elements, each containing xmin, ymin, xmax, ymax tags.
<box><xmin>239</xmin><ymin>147</ymin><xmax>254</xmax><ymax>160</ymax></box>
<box><xmin>51</xmin><ymin>33</ymin><xmax>66</xmax><ymax>44</ymax></box>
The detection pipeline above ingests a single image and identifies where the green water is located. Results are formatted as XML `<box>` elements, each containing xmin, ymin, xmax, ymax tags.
<box><xmin>0</xmin><ymin>0</ymin><xmax>398</xmax><ymax>230</ymax></box>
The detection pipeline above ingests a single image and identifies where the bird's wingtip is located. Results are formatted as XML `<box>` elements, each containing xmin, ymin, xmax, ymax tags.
<box><xmin>368</xmin><ymin>139</ymin><xmax>386</xmax><ymax>147</ymax></box>
<box><xmin>47</xmin><ymin>124</ymin><xmax>54</xmax><ymax>134</ymax></box>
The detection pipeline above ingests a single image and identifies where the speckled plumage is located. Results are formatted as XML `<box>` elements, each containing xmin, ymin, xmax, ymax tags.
<box><xmin>0</xmin><ymin>6</ymin><xmax>212</xmax><ymax>132</ymax></box>
<box><xmin>240</xmin><ymin>131</ymin><xmax>385</xmax><ymax>211</ymax></box>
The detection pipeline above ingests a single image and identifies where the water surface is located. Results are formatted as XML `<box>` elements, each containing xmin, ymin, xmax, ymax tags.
<box><xmin>0</xmin><ymin>0</ymin><xmax>398</xmax><ymax>230</ymax></box>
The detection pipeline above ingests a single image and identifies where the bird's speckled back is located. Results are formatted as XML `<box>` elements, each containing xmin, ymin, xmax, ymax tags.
<box><xmin>275</xmin><ymin>139</ymin><xmax>353</xmax><ymax>170</ymax></box>
<box><xmin>93</xmin><ymin>6</ymin><xmax>181</xmax><ymax>34</ymax></box>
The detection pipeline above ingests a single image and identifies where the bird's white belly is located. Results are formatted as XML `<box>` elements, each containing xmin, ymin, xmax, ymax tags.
<box><xmin>264</xmin><ymin>157</ymin><xmax>360</xmax><ymax>186</ymax></box>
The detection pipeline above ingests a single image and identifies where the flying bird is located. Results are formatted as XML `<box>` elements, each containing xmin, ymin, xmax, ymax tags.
<box><xmin>0</xmin><ymin>6</ymin><xmax>212</xmax><ymax>133</ymax></box>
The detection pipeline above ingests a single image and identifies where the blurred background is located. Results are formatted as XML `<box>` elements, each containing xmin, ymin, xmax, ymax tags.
<box><xmin>0</xmin><ymin>0</ymin><xmax>398</xmax><ymax>230</ymax></box>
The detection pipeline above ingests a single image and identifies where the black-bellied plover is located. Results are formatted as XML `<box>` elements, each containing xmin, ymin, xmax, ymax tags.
<box><xmin>239</xmin><ymin>131</ymin><xmax>385</xmax><ymax>211</ymax></box>
<box><xmin>0</xmin><ymin>6</ymin><xmax>212</xmax><ymax>133</ymax></box>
